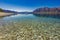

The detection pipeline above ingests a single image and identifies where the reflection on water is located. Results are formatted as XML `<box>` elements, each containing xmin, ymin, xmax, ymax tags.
<box><xmin>1</xmin><ymin>14</ymin><xmax>60</xmax><ymax>23</ymax></box>
<box><xmin>33</xmin><ymin>14</ymin><xmax>60</xmax><ymax>18</ymax></box>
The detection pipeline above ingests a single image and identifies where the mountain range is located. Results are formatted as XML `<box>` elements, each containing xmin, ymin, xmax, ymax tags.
<box><xmin>33</xmin><ymin>7</ymin><xmax>60</xmax><ymax>14</ymax></box>
<box><xmin>0</xmin><ymin>7</ymin><xmax>60</xmax><ymax>15</ymax></box>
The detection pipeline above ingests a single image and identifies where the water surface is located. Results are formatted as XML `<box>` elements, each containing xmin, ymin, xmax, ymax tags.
<box><xmin>0</xmin><ymin>14</ymin><xmax>60</xmax><ymax>40</ymax></box>
<box><xmin>1</xmin><ymin>14</ymin><xmax>60</xmax><ymax>23</ymax></box>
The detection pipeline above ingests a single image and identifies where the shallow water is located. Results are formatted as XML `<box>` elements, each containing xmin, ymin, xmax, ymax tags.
<box><xmin>1</xmin><ymin>14</ymin><xmax>60</xmax><ymax>23</ymax></box>
<box><xmin>0</xmin><ymin>14</ymin><xmax>60</xmax><ymax>40</ymax></box>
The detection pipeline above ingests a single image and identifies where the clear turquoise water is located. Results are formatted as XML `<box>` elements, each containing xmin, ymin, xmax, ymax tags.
<box><xmin>0</xmin><ymin>14</ymin><xmax>60</xmax><ymax>23</ymax></box>
<box><xmin>0</xmin><ymin>14</ymin><xmax>60</xmax><ymax>40</ymax></box>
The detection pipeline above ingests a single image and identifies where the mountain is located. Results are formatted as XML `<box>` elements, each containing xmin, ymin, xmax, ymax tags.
<box><xmin>0</xmin><ymin>8</ymin><xmax>32</xmax><ymax>14</ymax></box>
<box><xmin>33</xmin><ymin>7</ymin><xmax>60</xmax><ymax>18</ymax></box>
<box><xmin>0</xmin><ymin>8</ymin><xmax>32</xmax><ymax>17</ymax></box>
<box><xmin>33</xmin><ymin>7</ymin><xmax>60</xmax><ymax>15</ymax></box>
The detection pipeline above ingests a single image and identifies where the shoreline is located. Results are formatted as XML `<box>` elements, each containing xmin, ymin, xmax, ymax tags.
<box><xmin>0</xmin><ymin>12</ymin><xmax>14</xmax><ymax>17</ymax></box>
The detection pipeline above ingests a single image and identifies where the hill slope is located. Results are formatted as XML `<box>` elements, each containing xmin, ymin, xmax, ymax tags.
<box><xmin>33</xmin><ymin>7</ymin><xmax>60</xmax><ymax>15</ymax></box>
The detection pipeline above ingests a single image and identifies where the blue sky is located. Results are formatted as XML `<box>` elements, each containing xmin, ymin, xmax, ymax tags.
<box><xmin>0</xmin><ymin>0</ymin><xmax>60</xmax><ymax>12</ymax></box>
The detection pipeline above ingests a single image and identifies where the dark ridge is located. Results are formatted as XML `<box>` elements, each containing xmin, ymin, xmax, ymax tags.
<box><xmin>0</xmin><ymin>8</ymin><xmax>3</xmax><ymax>12</ymax></box>
<box><xmin>33</xmin><ymin>7</ymin><xmax>60</xmax><ymax>14</ymax></box>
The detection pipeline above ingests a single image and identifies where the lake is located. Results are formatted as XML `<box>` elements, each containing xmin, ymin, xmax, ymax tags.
<box><xmin>0</xmin><ymin>14</ymin><xmax>60</xmax><ymax>40</ymax></box>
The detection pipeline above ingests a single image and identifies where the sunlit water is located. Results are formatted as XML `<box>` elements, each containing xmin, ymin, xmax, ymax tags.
<box><xmin>0</xmin><ymin>14</ymin><xmax>60</xmax><ymax>40</ymax></box>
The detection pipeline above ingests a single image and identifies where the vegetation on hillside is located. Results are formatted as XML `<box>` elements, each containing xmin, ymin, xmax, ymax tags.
<box><xmin>0</xmin><ymin>8</ymin><xmax>3</xmax><ymax>12</ymax></box>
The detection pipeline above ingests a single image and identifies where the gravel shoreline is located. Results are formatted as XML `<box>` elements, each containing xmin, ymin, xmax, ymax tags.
<box><xmin>0</xmin><ymin>12</ymin><xmax>14</xmax><ymax>17</ymax></box>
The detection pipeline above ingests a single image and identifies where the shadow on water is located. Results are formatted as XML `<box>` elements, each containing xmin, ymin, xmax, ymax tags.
<box><xmin>33</xmin><ymin>14</ymin><xmax>60</xmax><ymax>19</ymax></box>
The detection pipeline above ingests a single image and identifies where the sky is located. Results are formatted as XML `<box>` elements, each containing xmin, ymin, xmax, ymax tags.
<box><xmin>0</xmin><ymin>0</ymin><xmax>60</xmax><ymax>12</ymax></box>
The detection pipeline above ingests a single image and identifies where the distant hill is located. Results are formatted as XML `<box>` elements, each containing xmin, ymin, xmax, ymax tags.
<box><xmin>0</xmin><ymin>8</ymin><xmax>32</xmax><ymax>17</ymax></box>
<box><xmin>0</xmin><ymin>8</ymin><xmax>32</xmax><ymax>14</ymax></box>
<box><xmin>33</xmin><ymin>7</ymin><xmax>60</xmax><ymax>17</ymax></box>
<box><xmin>33</xmin><ymin>7</ymin><xmax>60</xmax><ymax>15</ymax></box>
